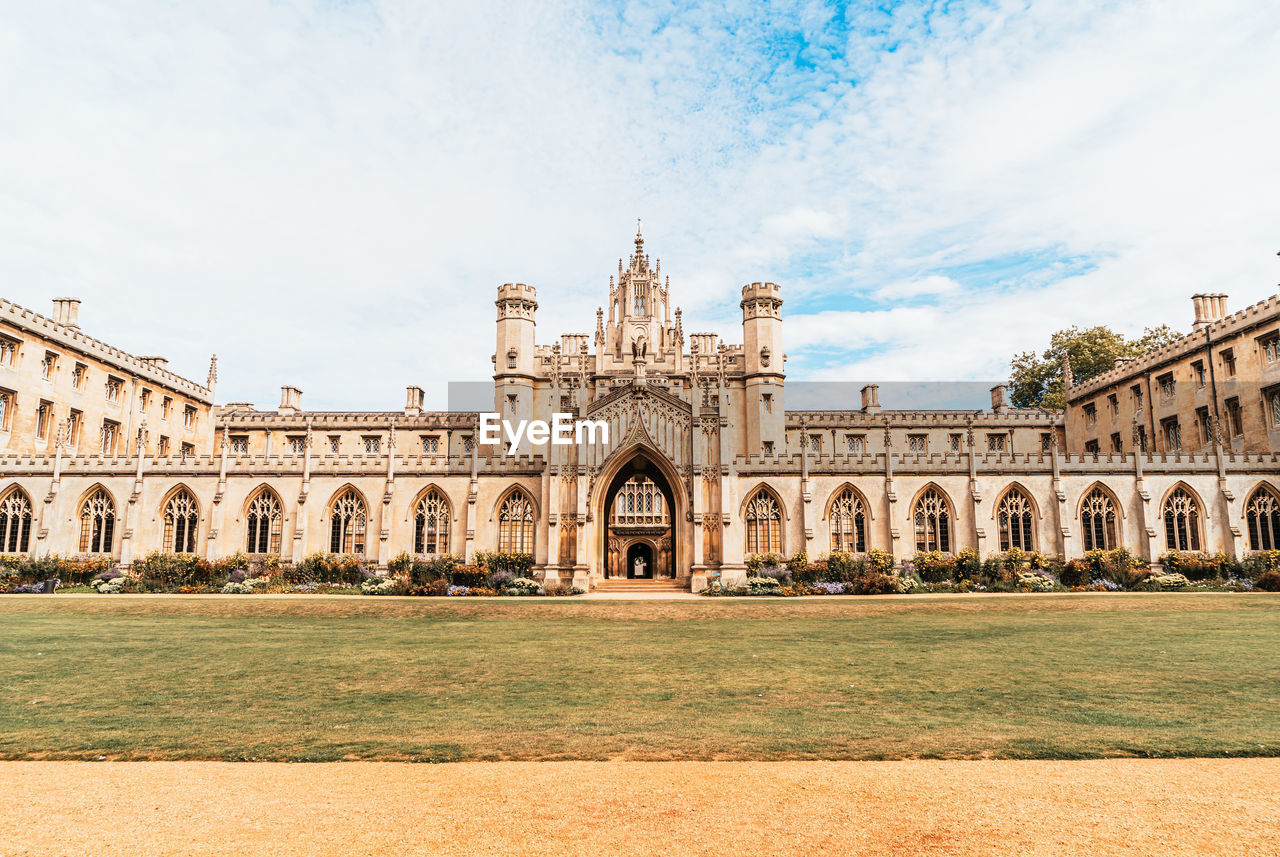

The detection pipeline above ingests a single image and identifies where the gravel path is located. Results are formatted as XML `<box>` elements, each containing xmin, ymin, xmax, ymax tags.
<box><xmin>2</xmin><ymin>759</ymin><xmax>1276</xmax><ymax>856</ymax></box>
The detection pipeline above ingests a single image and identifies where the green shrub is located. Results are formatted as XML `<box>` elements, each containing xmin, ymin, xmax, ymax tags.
<box><xmin>1</xmin><ymin>555</ymin><xmax>115</xmax><ymax>587</ymax></box>
<box><xmin>824</xmin><ymin>551</ymin><xmax>869</xmax><ymax>583</ymax></box>
<box><xmin>794</xmin><ymin>560</ymin><xmax>827</xmax><ymax>585</ymax></box>
<box><xmin>954</xmin><ymin>548</ymin><xmax>981</xmax><ymax>582</ymax></box>
<box><xmin>296</xmin><ymin>552</ymin><xmax>365</xmax><ymax>584</ymax></box>
<box><xmin>1016</xmin><ymin>572</ymin><xmax>1055</xmax><ymax>592</ymax></box>
<box><xmin>867</xmin><ymin>548</ymin><xmax>895</xmax><ymax>574</ymax></box>
<box><xmin>850</xmin><ymin>572</ymin><xmax>900</xmax><ymax>595</ymax></box>
<box><xmin>1149</xmin><ymin>572</ymin><xmax>1191</xmax><ymax>590</ymax></box>
<box><xmin>476</xmin><ymin>551</ymin><xmax>534</xmax><ymax>578</ymax></box>
<box><xmin>1160</xmin><ymin>550</ymin><xmax>1234</xmax><ymax>581</ymax></box>
<box><xmin>361</xmin><ymin>576</ymin><xmax>408</xmax><ymax>595</ymax></box>
<box><xmin>502</xmin><ymin>577</ymin><xmax>541</xmax><ymax>596</ymax></box>
<box><xmin>912</xmin><ymin>551</ymin><xmax>955</xmax><ymax>583</ymax></box>
<box><xmin>542</xmin><ymin>582</ymin><xmax>576</xmax><ymax>597</ymax></box>
<box><xmin>449</xmin><ymin>564</ymin><xmax>487</xmax><ymax>587</ymax></box>
<box><xmin>979</xmin><ymin>555</ymin><xmax>1007</xmax><ymax>584</ymax></box>
<box><xmin>745</xmin><ymin>553</ymin><xmax>785</xmax><ymax>576</ymax></box>
<box><xmin>1241</xmin><ymin>551</ymin><xmax>1280</xmax><ymax>581</ymax></box>
<box><xmin>1059</xmin><ymin>558</ymin><xmax>1092</xmax><ymax>588</ymax></box>
<box><xmin>389</xmin><ymin>551</ymin><xmax>460</xmax><ymax>585</ymax></box>
<box><xmin>1085</xmin><ymin>548</ymin><xmax>1150</xmax><ymax>589</ymax></box>
<box><xmin>1255</xmin><ymin>570</ymin><xmax>1280</xmax><ymax>592</ymax></box>
<box><xmin>743</xmin><ymin>576</ymin><xmax>782</xmax><ymax>595</ymax></box>
<box><xmin>131</xmin><ymin>551</ymin><xmax>218</xmax><ymax>587</ymax></box>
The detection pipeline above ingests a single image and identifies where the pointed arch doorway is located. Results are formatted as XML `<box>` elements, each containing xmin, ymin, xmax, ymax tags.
<box><xmin>596</xmin><ymin>450</ymin><xmax>685</xmax><ymax>583</ymax></box>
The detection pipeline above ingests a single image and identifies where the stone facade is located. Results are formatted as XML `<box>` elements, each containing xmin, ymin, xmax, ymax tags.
<box><xmin>2</xmin><ymin>229</ymin><xmax>1280</xmax><ymax>588</ymax></box>
<box><xmin>1066</xmin><ymin>292</ymin><xmax>1280</xmax><ymax>456</ymax></box>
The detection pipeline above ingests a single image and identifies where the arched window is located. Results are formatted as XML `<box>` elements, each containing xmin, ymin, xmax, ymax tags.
<box><xmin>414</xmin><ymin>488</ymin><xmax>450</xmax><ymax>555</ymax></box>
<box><xmin>78</xmin><ymin>488</ymin><xmax>115</xmax><ymax>554</ymax></box>
<box><xmin>246</xmin><ymin>488</ymin><xmax>282</xmax><ymax>554</ymax></box>
<box><xmin>997</xmin><ymin>487</ymin><xmax>1034</xmax><ymax>552</ymax></box>
<box><xmin>913</xmin><ymin>487</ymin><xmax>951</xmax><ymax>553</ymax></box>
<box><xmin>0</xmin><ymin>487</ymin><xmax>33</xmax><ymax>553</ymax></box>
<box><xmin>829</xmin><ymin>487</ymin><xmax>866</xmax><ymax>553</ymax></box>
<box><xmin>1162</xmin><ymin>486</ymin><xmax>1202</xmax><ymax>552</ymax></box>
<box><xmin>329</xmin><ymin>489</ymin><xmax>367</xmax><ymax>555</ymax></box>
<box><xmin>612</xmin><ymin>477</ymin><xmax>667</xmax><ymax>526</ymax></box>
<box><xmin>745</xmin><ymin>489</ymin><xmax>782</xmax><ymax>555</ymax></box>
<box><xmin>1081</xmin><ymin>487</ymin><xmax>1117</xmax><ymax>551</ymax></box>
<box><xmin>163</xmin><ymin>488</ymin><xmax>198</xmax><ymax>554</ymax></box>
<box><xmin>497</xmin><ymin>490</ymin><xmax>534</xmax><ymax>554</ymax></box>
<box><xmin>1246</xmin><ymin>485</ymin><xmax>1280</xmax><ymax>551</ymax></box>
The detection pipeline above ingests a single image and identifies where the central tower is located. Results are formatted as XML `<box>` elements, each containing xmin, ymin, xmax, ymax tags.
<box><xmin>607</xmin><ymin>222</ymin><xmax>671</xmax><ymax>363</ymax></box>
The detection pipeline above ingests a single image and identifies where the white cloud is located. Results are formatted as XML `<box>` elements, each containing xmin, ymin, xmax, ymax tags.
<box><xmin>0</xmin><ymin>1</ymin><xmax>1277</xmax><ymax>408</ymax></box>
<box><xmin>872</xmin><ymin>275</ymin><xmax>961</xmax><ymax>301</ymax></box>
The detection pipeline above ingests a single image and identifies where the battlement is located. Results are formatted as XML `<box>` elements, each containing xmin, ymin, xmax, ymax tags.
<box><xmin>741</xmin><ymin>281</ymin><xmax>781</xmax><ymax>299</ymax></box>
<box><xmin>496</xmin><ymin>282</ymin><xmax>538</xmax><ymax>301</ymax></box>
<box><xmin>784</xmin><ymin>409</ymin><xmax>1061</xmax><ymax>427</ymax></box>
<box><xmin>1068</xmin><ymin>289</ymin><xmax>1280</xmax><ymax>400</ymax></box>
<box><xmin>0</xmin><ymin>297</ymin><xmax>212</xmax><ymax>400</ymax></box>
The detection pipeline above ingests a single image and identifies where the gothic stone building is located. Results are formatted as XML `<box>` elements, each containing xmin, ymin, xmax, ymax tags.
<box><xmin>2</xmin><ymin>229</ymin><xmax>1280</xmax><ymax>590</ymax></box>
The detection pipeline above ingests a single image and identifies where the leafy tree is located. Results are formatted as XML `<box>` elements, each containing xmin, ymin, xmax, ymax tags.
<box><xmin>1010</xmin><ymin>324</ymin><xmax>1183</xmax><ymax>409</ymax></box>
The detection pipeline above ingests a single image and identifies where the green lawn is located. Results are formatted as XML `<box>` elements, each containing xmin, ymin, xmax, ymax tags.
<box><xmin>1</xmin><ymin>594</ymin><xmax>1278</xmax><ymax>761</ymax></box>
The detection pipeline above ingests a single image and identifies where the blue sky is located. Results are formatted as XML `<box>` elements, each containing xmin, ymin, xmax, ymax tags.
<box><xmin>1</xmin><ymin>1</ymin><xmax>1278</xmax><ymax>409</ymax></box>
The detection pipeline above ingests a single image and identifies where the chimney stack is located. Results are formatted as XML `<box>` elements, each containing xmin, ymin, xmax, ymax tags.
<box><xmin>51</xmin><ymin>297</ymin><xmax>81</xmax><ymax>328</ymax></box>
<box><xmin>860</xmin><ymin>384</ymin><xmax>881</xmax><ymax>414</ymax></box>
<box><xmin>990</xmin><ymin>384</ymin><xmax>1008</xmax><ymax>413</ymax></box>
<box><xmin>278</xmin><ymin>385</ymin><xmax>303</xmax><ymax>415</ymax></box>
<box><xmin>405</xmin><ymin>385</ymin><xmax>425</xmax><ymax>416</ymax></box>
<box><xmin>1192</xmin><ymin>293</ymin><xmax>1228</xmax><ymax>331</ymax></box>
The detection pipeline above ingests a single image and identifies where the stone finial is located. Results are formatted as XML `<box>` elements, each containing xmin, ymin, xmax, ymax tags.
<box><xmin>207</xmin><ymin>354</ymin><xmax>218</xmax><ymax>391</ymax></box>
